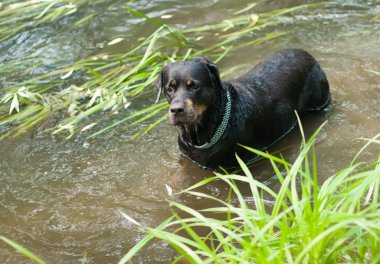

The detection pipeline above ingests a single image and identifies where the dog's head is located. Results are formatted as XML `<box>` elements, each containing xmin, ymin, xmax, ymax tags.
<box><xmin>155</xmin><ymin>58</ymin><xmax>222</xmax><ymax>126</ymax></box>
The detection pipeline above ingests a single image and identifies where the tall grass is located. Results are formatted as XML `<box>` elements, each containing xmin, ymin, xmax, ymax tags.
<box><xmin>0</xmin><ymin>2</ymin><xmax>324</xmax><ymax>140</ymax></box>
<box><xmin>0</xmin><ymin>0</ymin><xmax>82</xmax><ymax>43</ymax></box>
<box><xmin>120</xmin><ymin>127</ymin><xmax>380</xmax><ymax>263</ymax></box>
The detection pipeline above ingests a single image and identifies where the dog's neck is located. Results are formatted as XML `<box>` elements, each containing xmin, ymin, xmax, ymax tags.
<box><xmin>179</xmin><ymin>83</ymin><xmax>230</xmax><ymax>149</ymax></box>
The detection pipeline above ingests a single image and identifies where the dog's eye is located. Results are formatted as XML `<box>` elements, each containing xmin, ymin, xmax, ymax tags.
<box><xmin>166</xmin><ymin>79</ymin><xmax>176</xmax><ymax>94</ymax></box>
<box><xmin>166</xmin><ymin>87</ymin><xmax>174</xmax><ymax>94</ymax></box>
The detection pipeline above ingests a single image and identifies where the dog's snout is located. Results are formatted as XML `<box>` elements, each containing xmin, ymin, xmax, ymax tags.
<box><xmin>170</xmin><ymin>105</ymin><xmax>185</xmax><ymax>115</ymax></box>
<box><xmin>170</xmin><ymin>102</ymin><xmax>185</xmax><ymax>115</ymax></box>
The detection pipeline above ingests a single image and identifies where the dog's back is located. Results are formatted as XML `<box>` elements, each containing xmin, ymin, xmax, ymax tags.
<box><xmin>227</xmin><ymin>49</ymin><xmax>330</xmax><ymax>151</ymax></box>
<box><xmin>233</xmin><ymin>49</ymin><xmax>330</xmax><ymax>112</ymax></box>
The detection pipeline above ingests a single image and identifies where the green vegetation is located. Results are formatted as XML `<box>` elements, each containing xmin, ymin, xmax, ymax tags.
<box><xmin>0</xmin><ymin>236</ymin><xmax>45</xmax><ymax>264</ymax></box>
<box><xmin>0</xmin><ymin>1</ymin><xmax>322</xmax><ymax>140</ymax></box>
<box><xmin>2</xmin><ymin>127</ymin><xmax>379</xmax><ymax>263</ymax></box>
<box><xmin>120</xmin><ymin>126</ymin><xmax>380</xmax><ymax>263</ymax></box>
<box><xmin>0</xmin><ymin>0</ymin><xmax>84</xmax><ymax>42</ymax></box>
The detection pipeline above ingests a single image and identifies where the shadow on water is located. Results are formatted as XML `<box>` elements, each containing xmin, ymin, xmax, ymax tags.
<box><xmin>0</xmin><ymin>0</ymin><xmax>379</xmax><ymax>263</ymax></box>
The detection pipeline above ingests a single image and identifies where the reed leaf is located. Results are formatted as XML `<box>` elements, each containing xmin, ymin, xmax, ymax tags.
<box><xmin>0</xmin><ymin>236</ymin><xmax>46</xmax><ymax>264</ymax></box>
<box><xmin>0</xmin><ymin>2</ymin><xmax>329</xmax><ymax>140</ymax></box>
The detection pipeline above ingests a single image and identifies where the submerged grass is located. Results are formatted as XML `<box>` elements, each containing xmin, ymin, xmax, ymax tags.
<box><xmin>120</xmin><ymin>126</ymin><xmax>380</xmax><ymax>264</ymax></box>
<box><xmin>0</xmin><ymin>0</ymin><xmax>80</xmax><ymax>43</ymax></box>
<box><xmin>0</xmin><ymin>1</ymin><xmax>325</xmax><ymax>140</ymax></box>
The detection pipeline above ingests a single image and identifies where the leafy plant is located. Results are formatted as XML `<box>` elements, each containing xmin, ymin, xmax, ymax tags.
<box><xmin>0</xmin><ymin>2</ymin><xmax>322</xmax><ymax>140</ymax></box>
<box><xmin>120</xmin><ymin>127</ymin><xmax>380</xmax><ymax>263</ymax></box>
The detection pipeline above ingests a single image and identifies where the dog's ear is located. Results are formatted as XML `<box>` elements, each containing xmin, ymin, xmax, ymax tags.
<box><xmin>195</xmin><ymin>57</ymin><xmax>222</xmax><ymax>88</ymax></box>
<box><xmin>154</xmin><ymin>66</ymin><xmax>166</xmax><ymax>104</ymax></box>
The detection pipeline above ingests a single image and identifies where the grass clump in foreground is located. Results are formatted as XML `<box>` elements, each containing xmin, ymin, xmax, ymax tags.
<box><xmin>120</xmin><ymin>126</ymin><xmax>380</xmax><ymax>264</ymax></box>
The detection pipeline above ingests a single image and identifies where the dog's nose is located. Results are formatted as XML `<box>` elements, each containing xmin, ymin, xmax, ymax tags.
<box><xmin>170</xmin><ymin>103</ymin><xmax>185</xmax><ymax>115</ymax></box>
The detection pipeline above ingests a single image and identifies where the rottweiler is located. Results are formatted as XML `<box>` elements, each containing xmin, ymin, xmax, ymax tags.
<box><xmin>155</xmin><ymin>49</ymin><xmax>331</xmax><ymax>169</ymax></box>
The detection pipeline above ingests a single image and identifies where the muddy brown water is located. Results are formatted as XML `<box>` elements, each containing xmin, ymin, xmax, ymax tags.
<box><xmin>1</xmin><ymin>0</ymin><xmax>379</xmax><ymax>263</ymax></box>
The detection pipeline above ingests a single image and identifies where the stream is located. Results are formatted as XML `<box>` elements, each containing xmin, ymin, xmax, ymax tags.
<box><xmin>0</xmin><ymin>0</ymin><xmax>379</xmax><ymax>263</ymax></box>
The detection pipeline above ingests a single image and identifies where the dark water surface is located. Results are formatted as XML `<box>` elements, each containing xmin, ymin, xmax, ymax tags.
<box><xmin>1</xmin><ymin>0</ymin><xmax>379</xmax><ymax>263</ymax></box>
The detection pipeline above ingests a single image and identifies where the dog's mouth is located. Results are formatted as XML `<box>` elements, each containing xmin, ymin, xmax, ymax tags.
<box><xmin>168</xmin><ymin>99</ymin><xmax>208</xmax><ymax>126</ymax></box>
<box><xmin>169</xmin><ymin>110</ymin><xmax>199</xmax><ymax>126</ymax></box>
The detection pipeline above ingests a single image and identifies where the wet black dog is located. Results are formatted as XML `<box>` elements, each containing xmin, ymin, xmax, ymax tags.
<box><xmin>155</xmin><ymin>49</ymin><xmax>330</xmax><ymax>169</ymax></box>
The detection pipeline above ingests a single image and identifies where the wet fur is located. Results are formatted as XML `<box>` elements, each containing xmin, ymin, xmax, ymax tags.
<box><xmin>156</xmin><ymin>49</ymin><xmax>331</xmax><ymax>169</ymax></box>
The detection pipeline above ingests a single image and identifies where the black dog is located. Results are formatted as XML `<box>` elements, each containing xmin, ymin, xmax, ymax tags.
<box><xmin>155</xmin><ymin>49</ymin><xmax>330</xmax><ymax>169</ymax></box>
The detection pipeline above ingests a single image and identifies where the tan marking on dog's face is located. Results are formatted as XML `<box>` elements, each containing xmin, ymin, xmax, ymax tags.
<box><xmin>170</xmin><ymin>79</ymin><xmax>176</xmax><ymax>87</ymax></box>
<box><xmin>186</xmin><ymin>79</ymin><xmax>194</xmax><ymax>86</ymax></box>
<box><xmin>184</xmin><ymin>98</ymin><xmax>194</xmax><ymax>111</ymax></box>
<box><xmin>184</xmin><ymin>98</ymin><xmax>207</xmax><ymax>117</ymax></box>
<box><xmin>194</xmin><ymin>104</ymin><xmax>207</xmax><ymax>116</ymax></box>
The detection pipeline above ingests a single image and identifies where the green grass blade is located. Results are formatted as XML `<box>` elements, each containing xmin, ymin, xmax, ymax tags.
<box><xmin>118</xmin><ymin>216</ymin><xmax>175</xmax><ymax>264</ymax></box>
<box><xmin>0</xmin><ymin>236</ymin><xmax>46</xmax><ymax>264</ymax></box>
